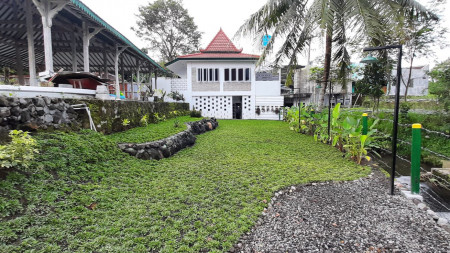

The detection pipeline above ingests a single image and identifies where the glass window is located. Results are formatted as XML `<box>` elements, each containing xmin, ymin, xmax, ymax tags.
<box><xmin>203</xmin><ymin>69</ymin><xmax>208</xmax><ymax>82</ymax></box>
<box><xmin>215</xmin><ymin>69</ymin><xmax>219</xmax><ymax>81</ymax></box>
<box><xmin>225</xmin><ymin>69</ymin><xmax>229</xmax><ymax>81</ymax></box>
<box><xmin>231</xmin><ymin>69</ymin><xmax>237</xmax><ymax>81</ymax></box>
<box><xmin>238</xmin><ymin>68</ymin><xmax>244</xmax><ymax>81</ymax></box>
<box><xmin>198</xmin><ymin>68</ymin><xmax>202</xmax><ymax>82</ymax></box>
<box><xmin>245</xmin><ymin>68</ymin><xmax>250</xmax><ymax>81</ymax></box>
<box><xmin>209</xmin><ymin>69</ymin><xmax>213</xmax><ymax>81</ymax></box>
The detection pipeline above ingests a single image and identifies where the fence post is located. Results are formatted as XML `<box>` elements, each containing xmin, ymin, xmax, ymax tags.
<box><xmin>411</xmin><ymin>123</ymin><xmax>421</xmax><ymax>194</ymax></box>
<box><xmin>362</xmin><ymin>113</ymin><xmax>368</xmax><ymax>135</ymax></box>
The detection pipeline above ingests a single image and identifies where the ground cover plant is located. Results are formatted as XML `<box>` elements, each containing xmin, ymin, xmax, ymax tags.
<box><xmin>107</xmin><ymin>116</ymin><xmax>201</xmax><ymax>144</ymax></box>
<box><xmin>0</xmin><ymin>120</ymin><xmax>367</xmax><ymax>252</ymax></box>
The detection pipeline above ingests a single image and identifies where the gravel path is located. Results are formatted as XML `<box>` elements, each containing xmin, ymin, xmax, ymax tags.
<box><xmin>237</xmin><ymin>169</ymin><xmax>450</xmax><ymax>253</ymax></box>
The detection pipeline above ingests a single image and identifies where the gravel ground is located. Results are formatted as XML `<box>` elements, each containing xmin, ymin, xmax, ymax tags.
<box><xmin>237</xmin><ymin>169</ymin><xmax>450</xmax><ymax>253</ymax></box>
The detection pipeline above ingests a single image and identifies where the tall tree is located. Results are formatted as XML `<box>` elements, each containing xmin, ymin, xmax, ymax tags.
<box><xmin>133</xmin><ymin>0</ymin><xmax>202</xmax><ymax>63</ymax></box>
<box><xmin>389</xmin><ymin>0</ymin><xmax>446</xmax><ymax>101</ymax></box>
<box><xmin>429</xmin><ymin>58</ymin><xmax>450</xmax><ymax>112</ymax></box>
<box><xmin>237</xmin><ymin>0</ymin><xmax>437</xmax><ymax>110</ymax></box>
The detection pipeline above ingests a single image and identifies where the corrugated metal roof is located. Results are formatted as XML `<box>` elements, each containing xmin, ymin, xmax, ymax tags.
<box><xmin>0</xmin><ymin>0</ymin><xmax>166</xmax><ymax>77</ymax></box>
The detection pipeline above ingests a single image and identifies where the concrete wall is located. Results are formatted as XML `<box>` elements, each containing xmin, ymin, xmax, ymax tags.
<box><xmin>388</xmin><ymin>66</ymin><xmax>429</xmax><ymax>96</ymax></box>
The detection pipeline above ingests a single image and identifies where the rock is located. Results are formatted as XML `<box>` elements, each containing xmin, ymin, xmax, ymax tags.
<box><xmin>44</xmin><ymin>114</ymin><xmax>53</xmax><ymax>123</ymax></box>
<box><xmin>0</xmin><ymin>96</ymin><xmax>8</xmax><ymax>107</ymax></box>
<box><xmin>437</xmin><ymin>218</ymin><xmax>448</xmax><ymax>226</ymax></box>
<box><xmin>42</xmin><ymin>97</ymin><xmax>51</xmax><ymax>105</ymax></box>
<box><xmin>53</xmin><ymin>111</ymin><xmax>62</xmax><ymax>124</ymax></box>
<box><xmin>136</xmin><ymin>150</ymin><xmax>151</xmax><ymax>160</ymax></box>
<box><xmin>19</xmin><ymin>98</ymin><xmax>30</xmax><ymax>108</ymax></box>
<box><xmin>0</xmin><ymin>107</ymin><xmax>10</xmax><ymax>118</ymax></box>
<box><xmin>32</xmin><ymin>97</ymin><xmax>45</xmax><ymax>107</ymax></box>
<box><xmin>7</xmin><ymin>97</ymin><xmax>19</xmax><ymax>107</ymax></box>
<box><xmin>36</xmin><ymin>107</ymin><xmax>45</xmax><ymax>116</ymax></box>
<box><xmin>20</xmin><ymin>110</ymin><xmax>31</xmax><ymax>123</ymax></box>
<box><xmin>124</xmin><ymin>148</ymin><xmax>137</xmax><ymax>156</ymax></box>
<box><xmin>10</xmin><ymin>106</ymin><xmax>21</xmax><ymax>116</ymax></box>
<box><xmin>417</xmin><ymin>203</ymin><xmax>427</xmax><ymax>210</ymax></box>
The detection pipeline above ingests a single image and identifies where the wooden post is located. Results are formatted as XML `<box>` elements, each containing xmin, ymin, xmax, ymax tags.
<box><xmin>14</xmin><ymin>43</ymin><xmax>25</xmax><ymax>85</ymax></box>
<box><xmin>25</xmin><ymin>0</ymin><xmax>37</xmax><ymax>86</ymax></box>
<box><xmin>32</xmin><ymin>0</ymin><xmax>67</xmax><ymax>74</ymax></box>
<box><xmin>71</xmin><ymin>31</ymin><xmax>77</xmax><ymax>71</ymax></box>
<box><xmin>103</xmin><ymin>47</ymin><xmax>108</xmax><ymax>78</ymax></box>
<box><xmin>135</xmin><ymin>59</ymin><xmax>140</xmax><ymax>100</ymax></box>
<box><xmin>82</xmin><ymin>22</ymin><xmax>103</xmax><ymax>73</ymax></box>
<box><xmin>114</xmin><ymin>45</ymin><xmax>128</xmax><ymax>99</ymax></box>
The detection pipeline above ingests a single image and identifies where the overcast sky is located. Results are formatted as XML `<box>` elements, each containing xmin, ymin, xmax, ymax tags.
<box><xmin>82</xmin><ymin>0</ymin><xmax>450</xmax><ymax>68</ymax></box>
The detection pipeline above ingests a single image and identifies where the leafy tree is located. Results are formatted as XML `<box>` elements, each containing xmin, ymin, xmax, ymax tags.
<box><xmin>389</xmin><ymin>0</ymin><xmax>447</xmax><ymax>101</ymax></box>
<box><xmin>355</xmin><ymin>61</ymin><xmax>388</xmax><ymax>112</ymax></box>
<box><xmin>238</xmin><ymin>0</ymin><xmax>437</xmax><ymax>110</ymax></box>
<box><xmin>428</xmin><ymin>59</ymin><xmax>450</xmax><ymax>111</ymax></box>
<box><xmin>133</xmin><ymin>0</ymin><xmax>202</xmax><ymax>63</ymax></box>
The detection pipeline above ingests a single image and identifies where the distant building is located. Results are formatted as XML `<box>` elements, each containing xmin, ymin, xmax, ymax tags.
<box><xmin>283</xmin><ymin>67</ymin><xmax>352</xmax><ymax>107</ymax></box>
<box><xmin>388</xmin><ymin>66</ymin><xmax>429</xmax><ymax>96</ymax></box>
<box><xmin>166</xmin><ymin>29</ymin><xmax>284</xmax><ymax>119</ymax></box>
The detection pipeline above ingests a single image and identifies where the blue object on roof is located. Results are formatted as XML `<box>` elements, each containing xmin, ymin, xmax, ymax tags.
<box><xmin>263</xmin><ymin>35</ymin><xmax>272</xmax><ymax>47</ymax></box>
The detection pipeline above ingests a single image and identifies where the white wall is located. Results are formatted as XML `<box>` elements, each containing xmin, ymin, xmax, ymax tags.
<box><xmin>255</xmin><ymin>81</ymin><xmax>281</xmax><ymax>96</ymax></box>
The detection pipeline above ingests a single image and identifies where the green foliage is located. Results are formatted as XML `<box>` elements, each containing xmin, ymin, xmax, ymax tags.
<box><xmin>286</xmin><ymin>104</ymin><xmax>379</xmax><ymax>164</ymax></box>
<box><xmin>122</xmin><ymin>118</ymin><xmax>130</xmax><ymax>127</ymax></box>
<box><xmin>168</xmin><ymin>91</ymin><xmax>185</xmax><ymax>101</ymax></box>
<box><xmin>173</xmin><ymin>119</ymin><xmax>181</xmax><ymax>128</ymax></box>
<box><xmin>0</xmin><ymin>130</ymin><xmax>38</xmax><ymax>170</ymax></box>
<box><xmin>153</xmin><ymin>112</ymin><xmax>166</xmax><ymax>123</ymax></box>
<box><xmin>140</xmin><ymin>114</ymin><xmax>149</xmax><ymax>126</ymax></box>
<box><xmin>355</xmin><ymin>60</ymin><xmax>388</xmax><ymax>111</ymax></box>
<box><xmin>429</xmin><ymin>59</ymin><xmax>450</xmax><ymax>111</ymax></box>
<box><xmin>133</xmin><ymin>0</ymin><xmax>202</xmax><ymax>62</ymax></box>
<box><xmin>108</xmin><ymin>116</ymin><xmax>199</xmax><ymax>144</ymax></box>
<box><xmin>0</xmin><ymin>120</ymin><xmax>367</xmax><ymax>252</ymax></box>
<box><xmin>190</xmin><ymin>110</ymin><xmax>202</xmax><ymax>118</ymax></box>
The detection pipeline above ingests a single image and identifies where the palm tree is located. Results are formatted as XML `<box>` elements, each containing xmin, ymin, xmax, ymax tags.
<box><xmin>237</xmin><ymin>0</ymin><xmax>437</xmax><ymax>109</ymax></box>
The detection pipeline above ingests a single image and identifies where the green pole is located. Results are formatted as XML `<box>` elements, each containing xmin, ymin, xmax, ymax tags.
<box><xmin>310</xmin><ymin>109</ymin><xmax>315</xmax><ymax>116</ymax></box>
<box><xmin>411</xmin><ymin>123</ymin><xmax>421</xmax><ymax>194</ymax></box>
<box><xmin>362</xmin><ymin>113</ymin><xmax>368</xmax><ymax>135</ymax></box>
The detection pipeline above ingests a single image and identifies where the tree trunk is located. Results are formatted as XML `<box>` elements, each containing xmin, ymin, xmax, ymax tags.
<box><xmin>318</xmin><ymin>27</ymin><xmax>333</xmax><ymax>111</ymax></box>
<box><xmin>404</xmin><ymin>58</ymin><xmax>414</xmax><ymax>102</ymax></box>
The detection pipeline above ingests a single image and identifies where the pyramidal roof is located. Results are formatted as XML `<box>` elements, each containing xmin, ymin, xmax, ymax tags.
<box><xmin>200</xmin><ymin>28</ymin><xmax>243</xmax><ymax>53</ymax></box>
<box><xmin>166</xmin><ymin>29</ymin><xmax>259</xmax><ymax>66</ymax></box>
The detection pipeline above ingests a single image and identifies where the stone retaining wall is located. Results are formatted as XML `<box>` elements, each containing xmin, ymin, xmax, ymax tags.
<box><xmin>0</xmin><ymin>95</ymin><xmax>189</xmax><ymax>135</ymax></box>
<box><xmin>0</xmin><ymin>96</ymin><xmax>79</xmax><ymax>133</ymax></box>
<box><xmin>118</xmin><ymin>118</ymin><xmax>218</xmax><ymax>160</ymax></box>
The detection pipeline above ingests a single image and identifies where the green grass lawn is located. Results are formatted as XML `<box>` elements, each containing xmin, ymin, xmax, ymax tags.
<box><xmin>0</xmin><ymin>120</ymin><xmax>368</xmax><ymax>252</ymax></box>
<box><xmin>107</xmin><ymin>116</ymin><xmax>202</xmax><ymax>144</ymax></box>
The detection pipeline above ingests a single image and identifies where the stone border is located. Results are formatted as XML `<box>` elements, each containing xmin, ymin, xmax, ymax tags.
<box><xmin>118</xmin><ymin>118</ymin><xmax>218</xmax><ymax>160</ymax></box>
<box><xmin>396</xmin><ymin>181</ymin><xmax>450</xmax><ymax>233</ymax></box>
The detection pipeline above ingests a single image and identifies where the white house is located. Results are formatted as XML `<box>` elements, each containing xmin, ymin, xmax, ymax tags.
<box><xmin>388</xmin><ymin>66</ymin><xmax>429</xmax><ymax>96</ymax></box>
<box><xmin>166</xmin><ymin>29</ymin><xmax>284</xmax><ymax>120</ymax></box>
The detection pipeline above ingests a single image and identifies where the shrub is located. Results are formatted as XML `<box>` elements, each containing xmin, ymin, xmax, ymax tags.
<box><xmin>0</xmin><ymin>130</ymin><xmax>38</xmax><ymax>170</ymax></box>
<box><xmin>173</xmin><ymin>119</ymin><xmax>181</xmax><ymax>128</ymax></box>
<box><xmin>140</xmin><ymin>114</ymin><xmax>149</xmax><ymax>126</ymax></box>
<box><xmin>190</xmin><ymin>110</ymin><xmax>202</xmax><ymax>117</ymax></box>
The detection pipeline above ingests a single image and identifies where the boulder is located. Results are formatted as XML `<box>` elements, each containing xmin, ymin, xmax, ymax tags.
<box><xmin>0</xmin><ymin>107</ymin><xmax>10</xmax><ymax>118</ymax></box>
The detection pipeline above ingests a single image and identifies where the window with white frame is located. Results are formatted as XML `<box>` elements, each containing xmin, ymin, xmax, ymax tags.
<box><xmin>197</xmin><ymin>68</ymin><xmax>219</xmax><ymax>82</ymax></box>
<box><xmin>224</xmin><ymin>68</ymin><xmax>251</xmax><ymax>82</ymax></box>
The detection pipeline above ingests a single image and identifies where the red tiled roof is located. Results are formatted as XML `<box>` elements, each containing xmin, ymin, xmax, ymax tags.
<box><xmin>166</xmin><ymin>29</ymin><xmax>259</xmax><ymax>66</ymax></box>
<box><xmin>200</xmin><ymin>28</ymin><xmax>242</xmax><ymax>53</ymax></box>
<box><xmin>178</xmin><ymin>52</ymin><xmax>260</xmax><ymax>59</ymax></box>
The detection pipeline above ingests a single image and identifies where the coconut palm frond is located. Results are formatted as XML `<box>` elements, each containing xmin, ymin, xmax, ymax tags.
<box><xmin>236</xmin><ymin>0</ymin><xmax>302</xmax><ymax>38</ymax></box>
<box><xmin>389</xmin><ymin>0</ymin><xmax>439</xmax><ymax>20</ymax></box>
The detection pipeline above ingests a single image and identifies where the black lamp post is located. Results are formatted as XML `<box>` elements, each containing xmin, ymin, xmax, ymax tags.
<box><xmin>291</xmin><ymin>87</ymin><xmax>302</xmax><ymax>132</ymax></box>
<box><xmin>361</xmin><ymin>45</ymin><xmax>402</xmax><ymax>195</ymax></box>
<box><xmin>316</xmin><ymin>80</ymin><xmax>333</xmax><ymax>138</ymax></box>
